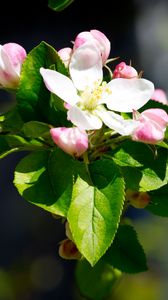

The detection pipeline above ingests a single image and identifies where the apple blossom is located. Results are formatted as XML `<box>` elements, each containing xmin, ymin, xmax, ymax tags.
<box><xmin>132</xmin><ymin>108</ymin><xmax>168</xmax><ymax>144</ymax></box>
<box><xmin>151</xmin><ymin>88</ymin><xmax>168</xmax><ymax>105</ymax></box>
<box><xmin>50</xmin><ymin>127</ymin><xmax>88</xmax><ymax>157</ymax></box>
<box><xmin>40</xmin><ymin>41</ymin><xmax>154</xmax><ymax>135</ymax></box>
<box><xmin>113</xmin><ymin>62</ymin><xmax>138</xmax><ymax>79</ymax></box>
<box><xmin>73</xmin><ymin>29</ymin><xmax>110</xmax><ymax>64</ymax></box>
<box><xmin>0</xmin><ymin>43</ymin><xmax>26</xmax><ymax>88</ymax></box>
<box><xmin>58</xmin><ymin>47</ymin><xmax>72</xmax><ymax>67</ymax></box>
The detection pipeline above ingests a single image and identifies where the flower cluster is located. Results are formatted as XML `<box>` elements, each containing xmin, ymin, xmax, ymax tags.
<box><xmin>39</xmin><ymin>30</ymin><xmax>168</xmax><ymax>154</ymax></box>
<box><xmin>0</xmin><ymin>30</ymin><xmax>168</xmax><ymax>272</ymax></box>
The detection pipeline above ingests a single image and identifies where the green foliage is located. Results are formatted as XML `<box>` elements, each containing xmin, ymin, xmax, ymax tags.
<box><xmin>68</xmin><ymin>159</ymin><xmax>125</xmax><ymax>266</ymax></box>
<box><xmin>75</xmin><ymin>259</ymin><xmax>121</xmax><ymax>300</ymax></box>
<box><xmin>48</xmin><ymin>0</ymin><xmax>74</xmax><ymax>11</ymax></box>
<box><xmin>16</xmin><ymin>42</ymin><xmax>68</xmax><ymax>125</ymax></box>
<box><xmin>14</xmin><ymin>149</ymin><xmax>75</xmax><ymax>217</ymax></box>
<box><xmin>0</xmin><ymin>109</ymin><xmax>23</xmax><ymax>133</ymax></box>
<box><xmin>1</xmin><ymin>26</ymin><xmax>168</xmax><ymax>293</ymax></box>
<box><xmin>0</xmin><ymin>134</ymin><xmax>44</xmax><ymax>159</ymax></box>
<box><xmin>147</xmin><ymin>184</ymin><xmax>168</xmax><ymax>217</ymax></box>
<box><xmin>140</xmin><ymin>99</ymin><xmax>168</xmax><ymax>114</ymax></box>
<box><xmin>22</xmin><ymin>121</ymin><xmax>51</xmax><ymax>138</ymax></box>
<box><xmin>0</xmin><ymin>136</ymin><xmax>13</xmax><ymax>158</ymax></box>
<box><xmin>111</xmin><ymin>141</ymin><xmax>168</xmax><ymax>191</ymax></box>
<box><xmin>104</xmin><ymin>224</ymin><xmax>147</xmax><ymax>273</ymax></box>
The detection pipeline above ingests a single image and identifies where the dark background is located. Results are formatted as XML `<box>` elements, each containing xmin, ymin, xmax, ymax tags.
<box><xmin>1</xmin><ymin>0</ymin><xmax>168</xmax><ymax>299</ymax></box>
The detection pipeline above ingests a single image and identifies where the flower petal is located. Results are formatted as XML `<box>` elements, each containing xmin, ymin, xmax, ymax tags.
<box><xmin>40</xmin><ymin>68</ymin><xmax>80</xmax><ymax>105</ymax></box>
<box><xmin>141</xmin><ymin>108</ymin><xmax>168</xmax><ymax>127</ymax></box>
<box><xmin>68</xmin><ymin>106</ymin><xmax>102</xmax><ymax>130</ymax></box>
<box><xmin>151</xmin><ymin>89</ymin><xmax>168</xmax><ymax>105</ymax></box>
<box><xmin>97</xmin><ymin>110</ymin><xmax>139</xmax><ymax>135</ymax></box>
<box><xmin>0</xmin><ymin>45</ymin><xmax>20</xmax><ymax>87</ymax></box>
<box><xmin>105</xmin><ymin>78</ymin><xmax>154</xmax><ymax>112</ymax></box>
<box><xmin>132</xmin><ymin>120</ymin><xmax>165</xmax><ymax>144</ymax></box>
<box><xmin>69</xmin><ymin>41</ymin><xmax>103</xmax><ymax>91</ymax></box>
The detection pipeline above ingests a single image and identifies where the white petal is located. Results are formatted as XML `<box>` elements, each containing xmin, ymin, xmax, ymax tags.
<box><xmin>0</xmin><ymin>46</ymin><xmax>19</xmax><ymax>77</ymax></box>
<box><xmin>97</xmin><ymin>110</ymin><xmax>139</xmax><ymax>135</ymax></box>
<box><xmin>105</xmin><ymin>78</ymin><xmax>154</xmax><ymax>112</ymax></box>
<box><xmin>68</xmin><ymin>106</ymin><xmax>102</xmax><ymax>130</ymax></box>
<box><xmin>69</xmin><ymin>41</ymin><xmax>103</xmax><ymax>91</ymax></box>
<box><xmin>40</xmin><ymin>68</ymin><xmax>80</xmax><ymax>105</ymax></box>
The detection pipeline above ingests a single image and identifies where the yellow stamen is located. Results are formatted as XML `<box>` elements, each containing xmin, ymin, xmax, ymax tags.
<box><xmin>80</xmin><ymin>81</ymin><xmax>112</xmax><ymax>111</ymax></box>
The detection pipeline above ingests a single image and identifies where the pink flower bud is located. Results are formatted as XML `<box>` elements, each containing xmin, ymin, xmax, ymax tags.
<box><xmin>151</xmin><ymin>89</ymin><xmax>168</xmax><ymax>105</ymax></box>
<box><xmin>0</xmin><ymin>43</ymin><xmax>26</xmax><ymax>88</ymax></box>
<box><xmin>113</xmin><ymin>62</ymin><xmax>138</xmax><ymax>79</ymax></box>
<box><xmin>132</xmin><ymin>108</ymin><xmax>168</xmax><ymax>144</ymax></box>
<box><xmin>50</xmin><ymin>127</ymin><xmax>88</xmax><ymax>157</ymax></box>
<box><xmin>58</xmin><ymin>239</ymin><xmax>81</xmax><ymax>260</ymax></box>
<box><xmin>126</xmin><ymin>189</ymin><xmax>150</xmax><ymax>209</ymax></box>
<box><xmin>73</xmin><ymin>29</ymin><xmax>110</xmax><ymax>64</ymax></box>
<box><xmin>58</xmin><ymin>47</ymin><xmax>72</xmax><ymax>67</ymax></box>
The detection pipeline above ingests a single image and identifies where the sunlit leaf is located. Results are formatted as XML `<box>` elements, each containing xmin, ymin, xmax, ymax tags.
<box><xmin>68</xmin><ymin>159</ymin><xmax>125</xmax><ymax>266</ymax></box>
<box><xmin>48</xmin><ymin>0</ymin><xmax>74</xmax><ymax>11</ymax></box>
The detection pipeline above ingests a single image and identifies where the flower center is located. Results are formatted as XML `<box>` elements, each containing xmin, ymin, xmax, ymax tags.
<box><xmin>79</xmin><ymin>81</ymin><xmax>111</xmax><ymax>111</ymax></box>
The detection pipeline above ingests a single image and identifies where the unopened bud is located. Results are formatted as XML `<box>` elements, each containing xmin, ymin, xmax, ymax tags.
<box><xmin>58</xmin><ymin>239</ymin><xmax>81</xmax><ymax>260</ymax></box>
<box><xmin>50</xmin><ymin>127</ymin><xmax>88</xmax><ymax>157</ymax></box>
<box><xmin>0</xmin><ymin>43</ymin><xmax>26</xmax><ymax>88</ymax></box>
<box><xmin>151</xmin><ymin>89</ymin><xmax>168</xmax><ymax>105</ymax></box>
<box><xmin>126</xmin><ymin>189</ymin><xmax>150</xmax><ymax>209</ymax></box>
<box><xmin>73</xmin><ymin>29</ymin><xmax>110</xmax><ymax>64</ymax></box>
<box><xmin>113</xmin><ymin>62</ymin><xmax>138</xmax><ymax>79</ymax></box>
<box><xmin>132</xmin><ymin>109</ymin><xmax>168</xmax><ymax>144</ymax></box>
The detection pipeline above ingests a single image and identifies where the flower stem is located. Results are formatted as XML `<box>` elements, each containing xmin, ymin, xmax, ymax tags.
<box><xmin>83</xmin><ymin>152</ymin><xmax>93</xmax><ymax>185</ymax></box>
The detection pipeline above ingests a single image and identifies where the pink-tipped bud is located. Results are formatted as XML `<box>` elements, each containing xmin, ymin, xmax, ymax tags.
<box><xmin>151</xmin><ymin>89</ymin><xmax>168</xmax><ymax>105</ymax></box>
<box><xmin>0</xmin><ymin>43</ymin><xmax>26</xmax><ymax>88</ymax></box>
<box><xmin>50</xmin><ymin>127</ymin><xmax>88</xmax><ymax>157</ymax></box>
<box><xmin>126</xmin><ymin>189</ymin><xmax>150</xmax><ymax>209</ymax></box>
<box><xmin>113</xmin><ymin>62</ymin><xmax>138</xmax><ymax>79</ymax></box>
<box><xmin>58</xmin><ymin>239</ymin><xmax>81</xmax><ymax>260</ymax></box>
<box><xmin>73</xmin><ymin>29</ymin><xmax>110</xmax><ymax>64</ymax></box>
<box><xmin>58</xmin><ymin>47</ymin><xmax>72</xmax><ymax>67</ymax></box>
<box><xmin>132</xmin><ymin>108</ymin><xmax>168</xmax><ymax>144</ymax></box>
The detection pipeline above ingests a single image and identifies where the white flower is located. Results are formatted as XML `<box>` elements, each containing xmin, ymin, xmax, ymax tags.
<box><xmin>40</xmin><ymin>42</ymin><xmax>154</xmax><ymax>135</ymax></box>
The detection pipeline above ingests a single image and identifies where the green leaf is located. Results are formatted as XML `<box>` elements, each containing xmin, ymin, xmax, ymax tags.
<box><xmin>22</xmin><ymin>121</ymin><xmax>51</xmax><ymax>138</ymax></box>
<box><xmin>14</xmin><ymin>149</ymin><xmax>76</xmax><ymax>217</ymax></box>
<box><xmin>0</xmin><ymin>136</ymin><xmax>12</xmax><ymax>158</ymax></box>
<box><xmin>68</xmin><ymin>159</ymin><xmax>125</xmax><ymax>266</ymax></box>
<box><xmin>0</xmin><ymin>134</ymin><xmax>39</xmax><ymax>159</ymax></box>
<box><xmin>0</xmin><ymin>108</ymin><xmax>23</xmax><ymax>133</ymax></box>
<box><xmin>16</xmin><ymin>41</ymin><xmax>68</xmax><ymax>125</ymax></box>
<box><xmin>48</xmin><ymin>92</ymin><xmax>71</xmax><ymax>127</ymax></box>
<box><xmin>157</xmin><ymin>141</ymin><xmax>168</xmax><ymax>149</ymax></box>
<box><xmin>48</xmin><ymin>0</ymin><xmax>74</xmax><ymax>11</ymax></box>
<box><xmin>5</xmin><ymin>135</ymin><xmax>45</xmax><ymax>149</ymax></box>
<box><xmin>147</xmin><ymin>184</ymin><xmax>168</xmax><ymax>217</ymax></box>
<box><xmin>0</xmin><ymin>133</ymin><xmax>48</xmax><ymax>159</ymax></box>
<box><xmin>112</xmin><ymin>141</ymin><xmax>168</xmax><ymax>191</ymax></box>
<box><xmin>140</xmin><ymin>99</ymin><xmax>168</xmax><ymax>114</ymax></box>
<box><xmin>75</xmin><ymin>259</ymin><xmax>121</xmax><ymax>300</ymax></box>
<box><xmin>48</xmin><ymin>149</ymin><xmax>76</xmax><ymax>216</ymax></box>
<box><xmin>112</xmin><ymin>141</ymin><xmax>150</xmax><ymax>167</ymax></box>
<box><xmin>104</xmin><ymin>225</ymin><xmax>148</xmax><ymax>273</ymax></box>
